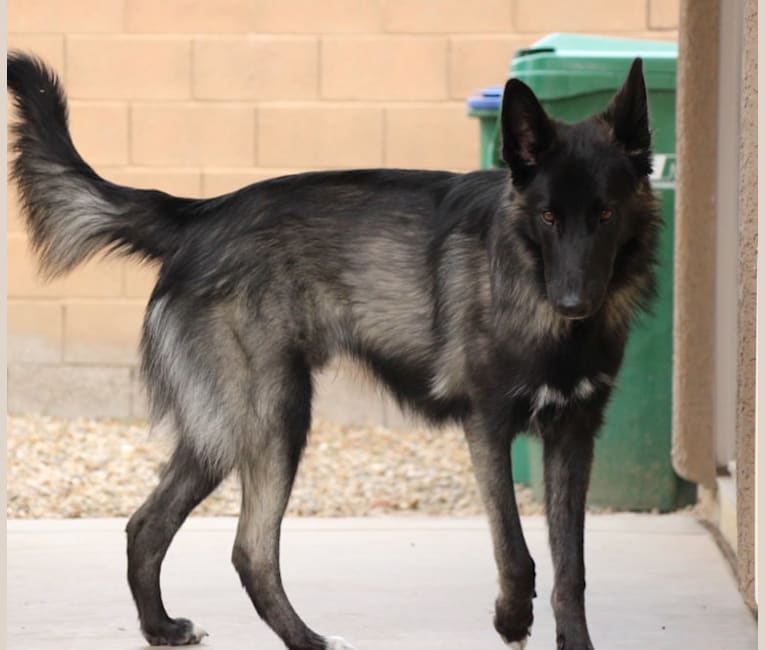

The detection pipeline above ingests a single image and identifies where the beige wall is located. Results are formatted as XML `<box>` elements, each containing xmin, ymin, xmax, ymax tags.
<box><xmin>735</xmin><ymin>0</ymin><xmax>757</xmax><ymax>612</ymax></box>
<box><xmin>673</xmin><ymin>0</ymin><xmax>757</xmax><ymax>611</ymax></box>
<box><xmin>671</xmin><ymin>0</ymin><xmax>718</xmax><ymax>489</ymax></box>
<box><xmin>7</xmin><ymin>0</ymin><xmax>679</xmax><ymax>417</ymax></box>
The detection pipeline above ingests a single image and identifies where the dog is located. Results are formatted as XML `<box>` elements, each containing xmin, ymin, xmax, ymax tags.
<box><xmin>8</xmin><ymin>52</ymin><xmax>659</xmax><ymax>650</ymax></box>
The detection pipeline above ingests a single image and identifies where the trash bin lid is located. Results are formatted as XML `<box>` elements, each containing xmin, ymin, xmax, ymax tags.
<box><xmin>511</xmin><ymin>33</ymin><xmax>677</xmax><ymax>100</ymax></box>
<box><xmin>466</xmin><ymin>85</ymin><xmax>503</xmax><ymax>111</ymax></box>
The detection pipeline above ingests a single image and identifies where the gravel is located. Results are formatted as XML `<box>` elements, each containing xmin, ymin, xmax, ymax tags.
<box><xmin>7</xmin><ymin>414</ymin><xmax>543</xmax><ymax>519</ymax></box>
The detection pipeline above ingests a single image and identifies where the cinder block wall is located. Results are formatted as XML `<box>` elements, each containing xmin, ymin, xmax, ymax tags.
<box><xmin>7</xmin><ymin>0</ymin><xmax>679</xmax><ymax>420</ymax></box>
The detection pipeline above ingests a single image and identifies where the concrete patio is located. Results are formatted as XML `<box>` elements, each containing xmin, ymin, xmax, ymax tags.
<box><xmin>8</xmin><ymin>514</ymin><xmax>756</xmax><ymax>649</ymax></box>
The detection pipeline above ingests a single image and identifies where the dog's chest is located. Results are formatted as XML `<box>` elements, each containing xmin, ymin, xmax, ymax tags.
<box><xmin>503</xmin><ymin>329</ymin><xmax>619</xmax><ymax>426</ymax></box>
<box><xmin>510</xmin><ymin>372</ymin><xmax>614</xmax><ymax>416</ymax></box>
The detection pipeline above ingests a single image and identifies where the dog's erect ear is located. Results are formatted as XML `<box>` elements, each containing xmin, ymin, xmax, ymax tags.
<box><xmin>603</xmin><ymin>58</ymin><xmax>652</xmax><ymax>176</ymax></box>
<box><xmin>500</xmin><ymin>78</ymin><xmax>555</xmax><ymax>185</ymax></box>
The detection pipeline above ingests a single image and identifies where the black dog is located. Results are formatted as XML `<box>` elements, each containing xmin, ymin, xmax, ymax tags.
<box><xmin>8</xmin><ymin>53</ymin><xmax>658</xmax><ymax>650</ymax></box>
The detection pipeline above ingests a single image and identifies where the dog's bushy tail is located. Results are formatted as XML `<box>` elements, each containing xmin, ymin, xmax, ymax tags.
<box><xmin>8</xmin><ymin>52</ymin><xmax>199</xmax><ymax>277</ymax></box>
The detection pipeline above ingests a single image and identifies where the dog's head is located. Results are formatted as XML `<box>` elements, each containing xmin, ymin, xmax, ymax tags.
<box><xmin>500</xmin><ymin>58</ymin><xmax>654</xmax><ymax>320</ymax></box>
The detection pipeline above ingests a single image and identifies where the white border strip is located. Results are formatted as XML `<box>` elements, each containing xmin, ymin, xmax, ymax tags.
<box><xmin>756</xmin><ymin>0</ymin><xmax>765</xmax><ymax>642</ymax></box>
<box><xmin>1</xmin><ymin>1</ymin><xmax>8</xmax><ymax>646</ymax></box>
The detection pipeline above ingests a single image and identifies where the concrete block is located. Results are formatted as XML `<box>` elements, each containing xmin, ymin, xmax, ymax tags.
<box><xmin>67</xmin><ymin>36</ymin><xmax>191</xmax><ymax>100</ymax></box>
<box><xmin>385</xmin><ymin>104</ymin><xmax>478</xmax><ymax>170</ymax></box>
<box><xmin>8</xmin><ymin>300</ymin><xmax>64</xmax><ymax>363</ymax></box>
<box><xmin>130</xmin><ymin>103</ymin><xmax>255</xmax><ymax>166</ymax></box>
<box><xmin>64</xmin><ymin>300</ymin><xmax>146</xmax><ymax>365</ymax></box>
<box><xmin>258</xmin><ymin>104</ymin><xmax>383</xmax><ymax>168</ymax></box>
<box><xmin>8</xmin><ymin>364</ymin><xmax>132</xmax><ymax>417</ymax></box>
<box><xmin>321</xmin><ymin>36</ymin><xmax>448</xmax><ymax>100</ymax></box>
<box><xmin>515</xmin><ymin>0</ymin><xmax>646</xmax><ymax>32</ymax></box>
<box><xmin>69</xmin><ymin>101</ymin><xmax>129</xmax><ymax>166</ymax></box>
<box><xmin>8</xmin><ymin>0</ymin><xmax>124</xmax><ymax>33</ymax></box>
<box><xmin>384</xmin><ymin>0</ymin><xmax>513</xmax><ymax>33</ymax></box>
<box><xmin>449</xmin><ymin>36</ymin><xmax>537</xmax><ymax>99</ymax></box>
<box><xmin>193</xmin><ymin>37</ymin><xmax>318</xmax><ymax>101</ymax></box>
<box><xmin>252</xmin><ymin>0</ymin><xmax>383</xmax><ymax>33</ymax></box>
<box><xmin>126</xmin><ymin>0</ymin><xmax>255</xmax><ymax>33</ymax></box>
<box><xmin>650</xmin><ymin>0</ymin><xmax>680</xmax><ymax>29</ymax></box>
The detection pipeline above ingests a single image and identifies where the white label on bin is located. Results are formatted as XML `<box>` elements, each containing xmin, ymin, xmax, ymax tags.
<box><xmin>650</xmin><ymin>153</ymin><xmax>676</xmax><ymax>190</ymax></box>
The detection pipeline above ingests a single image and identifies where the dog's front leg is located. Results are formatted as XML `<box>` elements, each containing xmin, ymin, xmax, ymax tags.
<box><xmin>542</xmin><ymin>415</ymin><xmax>597</xmax><ymax>650</ymax></box>
<box><xmin>465</xmin><ymin>415</ymin><xmax>535</xmax><ymax>648</ymax></box>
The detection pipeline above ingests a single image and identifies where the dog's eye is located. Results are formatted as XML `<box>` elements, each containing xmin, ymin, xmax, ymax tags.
<box><xmin>541</xmin><ymin>211</ymin><xmax>555</xmax><ymax>226</ymax></box>
<box><xmin>600</xmin><ymin>209</ymin><xmax>614</xmax><ymax>223</ymax></box>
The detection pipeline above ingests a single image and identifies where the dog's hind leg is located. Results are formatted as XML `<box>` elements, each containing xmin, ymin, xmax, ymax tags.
<box><xmin>464</xmin><ymin>413</ymin><xmax>535</xmax><ymax>649</ymax></box>
<box><xmin>231</xmin><ymin>353</ymin><xmax>354</xmax><ymax>650</ymax></box>
<box><xmin>126</xmin><ymin>442</ymin><xmax>228</xmax><ymax>646</ymax></box>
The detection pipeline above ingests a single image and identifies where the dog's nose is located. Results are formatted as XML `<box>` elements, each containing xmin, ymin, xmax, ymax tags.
<box><xmin>555</xmin><ymin>294</ymin><xmax>591</xmax><ymax>319</ymax></box>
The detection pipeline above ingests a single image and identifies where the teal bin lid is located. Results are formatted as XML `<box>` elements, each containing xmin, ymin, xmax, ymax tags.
<box><xmin>511</xmin><ymin>33</ymin><xmax>677</xmax><ymax>100</ymax></box>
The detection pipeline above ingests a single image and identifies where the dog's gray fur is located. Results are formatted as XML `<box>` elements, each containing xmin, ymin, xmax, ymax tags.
<box><xmin>8</xmin><ymin>53</ymin><xmax>660</xmax><ymax>650</ymax></box>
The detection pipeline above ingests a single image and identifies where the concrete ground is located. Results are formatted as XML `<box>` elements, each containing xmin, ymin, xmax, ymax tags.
<box><xmin>8</xmin><ymin>514</ymin><xmax>756</xmax><ymax>650</ymax></box>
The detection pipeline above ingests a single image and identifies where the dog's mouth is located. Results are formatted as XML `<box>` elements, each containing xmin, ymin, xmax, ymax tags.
<box><xmin>558</xmin><ymin>312</ymin><xmax>590</xmax><ymax>321</ymax></box>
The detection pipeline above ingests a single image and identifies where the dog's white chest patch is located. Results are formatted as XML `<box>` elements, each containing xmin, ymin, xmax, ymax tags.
<box><xmin>573</xmin><ymin>377</ymin><xmax>596</xmax><ymax>399</ymax></box>
<box><xmin>532</xmin><ymin>384</ymin><xmax>568</xmax><ymax>412</ymax></box>
<box><xmin>524</xmin><ymin>373</ymin><xmax>614</xmax><ymax>417</ymax></box>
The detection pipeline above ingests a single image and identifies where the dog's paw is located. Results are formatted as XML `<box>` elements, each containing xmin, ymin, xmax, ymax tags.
<box><xmin>494</xmin><ymin>595</ymin><xmax>533</xmax><ymax>649</ymax></box>
<box><xmin>324</xmin><ymin>635</ymin><xmax>356</xmax><ymax>650</ymax></box>
<box><xmin>143</xmin><ymin>618</ymin><xmax>208</xmax><ymax>646</ymax></box>
<box><xmin>186</xmin><ymin>622</ymin><xmax>209</xmax><ymax>645</ymax></box>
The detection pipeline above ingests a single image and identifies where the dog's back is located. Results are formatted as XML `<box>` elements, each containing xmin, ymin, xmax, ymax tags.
<box><xmin>138</xmin><ymin>167</ymin><xmax>501</xmax><ymax>470</ymax></box>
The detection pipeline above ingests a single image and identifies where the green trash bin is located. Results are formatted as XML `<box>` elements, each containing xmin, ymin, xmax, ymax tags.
<box><xmin>466</xmin><ymin>33</ymin><xmax>694</xmax><ymax>511</ymax></box>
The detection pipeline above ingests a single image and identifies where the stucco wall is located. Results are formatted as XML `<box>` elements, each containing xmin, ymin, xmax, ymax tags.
<box><xmin>735</xmin><ymin>0</ymin><xmax>757</xmax><ymax>612</ymax></box>
<box><xmin>671</xmin><ymin>1</ymin><xmax>718</xmax><ymax>488</ymax></box>
<box><xmin>673</xmin><ymin>0</ymin><xmax>758</xmax><ymax>610</ymax></box>
<box><xmin>7</xmin><ymin>0</ymin><xmax>679</xmax><ymax>418</ymax></box>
